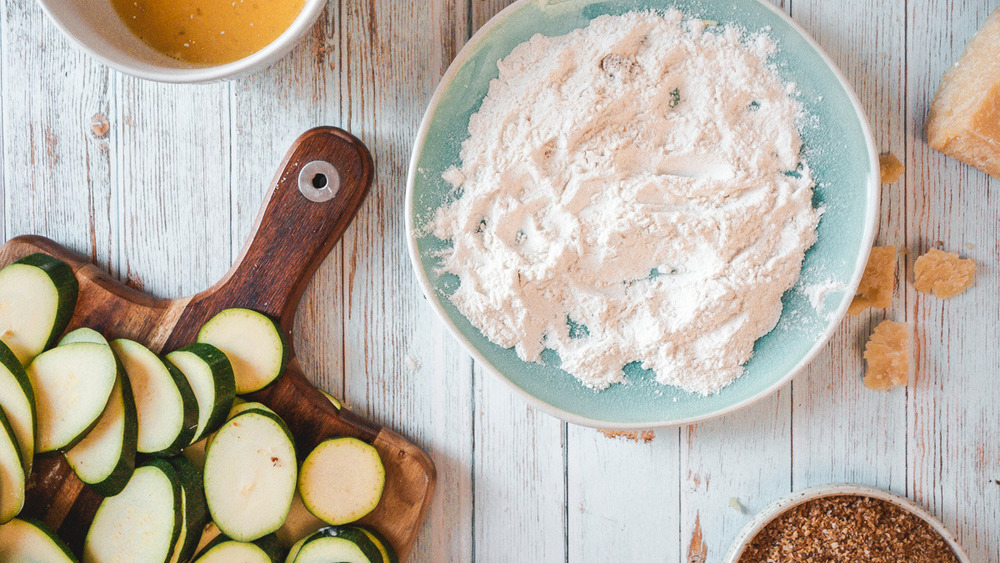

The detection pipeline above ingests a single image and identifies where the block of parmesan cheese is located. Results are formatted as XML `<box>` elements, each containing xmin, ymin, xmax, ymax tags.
<box><xmin>926</xmin><ymin>7</ymin><xmax>1000</xmax><ymax>179</ymax></box>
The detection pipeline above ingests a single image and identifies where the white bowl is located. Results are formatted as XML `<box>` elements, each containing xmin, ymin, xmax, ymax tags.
<box><xmin>725</xmin><ymin>484</ymin><xmax>971</xmax><ymax>562</ymax></box>
<box><xmin>34</xmin><ymin>0</ymin><xmax>327</xmax><ymax>83</ymax></box>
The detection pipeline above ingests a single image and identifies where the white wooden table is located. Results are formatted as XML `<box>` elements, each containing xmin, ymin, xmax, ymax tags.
<box><xmin>2</xmin><ymin>0</ymin><xmax>998</xmax><ymax>560</ymax></box>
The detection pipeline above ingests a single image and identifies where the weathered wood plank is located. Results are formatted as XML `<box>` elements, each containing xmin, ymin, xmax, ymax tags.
<box><xmin>228</xmin><ymin>5</ymin><xmax>346</xmax><ymax>396</ymax></box>
<box><xmin>114</xmin><ymin>77</ymin><xmax>230</xmax><ymax>299</ymax></box>
<box><xmin>473</xmin><ymin>365</ymin><xmax>566</xmax><ymax>561</ymax></box>
<box><xmin>789</xmin><ymin>0</ymin><xmax>908</xmax><ymax>496</ymax></box>
<box><xmin>568</xmin><ymin>428</ymin><xmax>681</xmax><ymax>562</ymax></box>
<box><xmin>466</xmin><ymin>1</ymin><xmax>567</xmax><ymax>560</ymax></box>
<box><xmin>907</xmin><ymin>1</ymin><xmax>1000</xmax><ymax>560</ymax></box>
<box><xmin>0</xmin><ymin>2</ymin><xmax>114</xmax><ymax>269</ymax></box>
<box><xmin>340</xmin><ymin>0</ymin><xmax>475</xmax><ymax>560</ymax></box>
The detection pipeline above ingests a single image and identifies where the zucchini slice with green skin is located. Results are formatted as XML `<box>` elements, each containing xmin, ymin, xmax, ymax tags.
<box><xmin>0</xmin><ymin>518</ymin><xmax>77</xmax><ymax>562</ymax></box>
<box><xmin>193</xmin><ymin>534</ymin><xmax>284</xmax><ymax>563</ymax></box>
<box><xmin>28</xmin><ymin>342</ymin><xmax>118</xmax><ymax>453</ymax></box>
<box><xmin>64</xmin><ymin>371</ymin><xmax>138</xmax><ymax>496</ymax></box>
<box><xmin>0</xmin><ymin>253</ymin><xmax>78</xmax><ymax>366</ymax></box>
<box><xmin>83</xmin><ymin>459</ymin><xmax>183</xmax><ymax>563</ymax></box>
<box><xmin>0</xmin><ymin>407</ymin><xmax>26</xmax><ymax>524</ymax></box>
<box><xmin>288</xmin><ymin>527</ymin><xmax>382</xmax><ymax>563</ymax></box>
<box><xmin>197</xmin><ymin>308</ymin><xmax>288</xmax><ymax>394</ymax></box>
<box><xmin>182</xmin><ymin>398</ymin><xmax>247</xmax><ymax>471</ymax></box>
<box><xmin>0</xmin><ymin>340</ymin><xmax>35</xmax><ymax>475</ymax></box>
<box><xmin>165</xmin><ymin>343</ymin><xmax>235</xmax><ymax>444</ymax></box>
<box><xmin>111</xmin><ymin>339</ymin><xmax>198</xmax><ymax>456</ymax></box>
<box><xmin>299</xmin><ymin>438</ymin><xmax>385</xmax><ymax>526</ymax></box>
<box><xmin>168</xmin><ymin>457</ymin><xmax>208</xmax><ymax>563</ymax></box>
<box><xmin>355</xmin><ymin>526</ymin><xmax>398</xmax><ymax>563</ymax></box>
<box><xmin>204</xmin><ymin>408</ymin><xmax>297</xmax><ymax>542</ymax></box>
<box><xmin>59</xmin><ymin>327</ymin><xmax>107</xmax><ymax>346</ymax></box>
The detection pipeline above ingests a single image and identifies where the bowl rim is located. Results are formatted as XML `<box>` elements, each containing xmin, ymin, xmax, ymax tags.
<box><xmin>33</xmin><ymin>0</ymin><xmax>327</xmax><ymax>84</ymax></box>
<box><xmin>723</xmin><ymin>483</ymin><xmax>972</xmax><ymax>562</ymax></box>
<box><xmin>405</xmin><ymin>0</ymin><xmax>881</xmax><ymax>429</ymax></box>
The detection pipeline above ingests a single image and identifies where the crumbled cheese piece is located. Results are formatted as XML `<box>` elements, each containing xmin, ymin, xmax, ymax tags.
<box><xmin>926</xmin><ymin>7</ymin><xmax>1000</xmax><ymax>179</ymax></box>
<box><xmin>913</xmin><ymin>248</ymin><xmax>976</xmax><ymax>299</ymax></box>
<box><xmin>879</xmin><ymin>153</ymin><xmax>904</xmax><ymax>184</ymax></box>
<box><xmin>848</xmin><ymin>246</ymin><xmax>897</xmax><ymax>315</ymax></box>
<box><xmin>863</xmin><ymin>320</ymin><xmax>909</xmax><ymax>391</ymax></box>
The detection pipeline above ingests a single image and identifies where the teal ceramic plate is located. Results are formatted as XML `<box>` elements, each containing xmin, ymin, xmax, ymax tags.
<box><xmin>406</xmin><ymin>0</ymin><xmax>879</xmax><ymax>428</ymax></box>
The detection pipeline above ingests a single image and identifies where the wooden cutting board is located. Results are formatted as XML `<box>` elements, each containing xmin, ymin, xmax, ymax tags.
<box><xmin>2</xmin><ymin>127</ymin><xmax>435</xmax><ymax>561</ymax></box>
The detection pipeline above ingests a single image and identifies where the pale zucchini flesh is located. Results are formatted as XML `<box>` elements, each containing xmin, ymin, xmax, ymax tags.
<box><xmin>0</xmin><ymin>254</ymin><xmax>78</xmax><ymax>366</ymax></box>
<box><xmin>204</xmin><ymin>409</ymin><xmax>297</xmax><ymax>542</ymax></box>
<box><xmin>289</xmin><ymin>527</ymin><xmax>382</xmax><ymax>563</ymax></box>
<box><xmin>59</xmin><ymin>327</ymin><xmax>107</xmax><ymax>346</ymax></box>
<box><xmin>195</xmin><ymin>541</ymin><xmax>273</xmax><ymax>563</ymax></box>
<box><xmin>65</xmin><ymin>372</ymin><xmax>138</xmax><ymax>496</ymax></box>
<box><xmin>0</xmin><ymin>518</ymin><xmax>76</xmax><ymax>563</ymax></box>
<box><xmin>112</xmin><ymin>339</ymin><xmax>198</xmax><ymax>456</ymax></box>
<box><xmin>299</xmin><ymin>438</ymin><xmax>385</xmax><ymax>526</ymax></box>
<box><xmin>165</xmin><ymin>344</ymin><xmax>235</xmax><ymax>444</ymax></box>
<box><xmin>27</xmin><ymin>342</ymin><xmax>118</xmax><ymax>453</ymax></box>
<box><xmin>197</xmin><ymin>308</ymin><xmax>288</xmax><ymax>394</ymax></box>
<box><xmin>0</xmin><ymin>408</ymin><xmax>26</xmax><ymax>524</ymax></box>
<box><xmin>0</xmin><ymin>340</ymin><xmax>35</xmax><ymax>475</ymax></box>
<box><xmin>83</xmin><ymin>460</ymin><xmax>183</xmax><ymax>563</ymax></box>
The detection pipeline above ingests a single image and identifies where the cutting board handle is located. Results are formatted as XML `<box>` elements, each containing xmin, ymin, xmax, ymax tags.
<box><xmin>173</xmin><ymin>127</ymin><xmax>374</xmax><ymax>343</ymax></box>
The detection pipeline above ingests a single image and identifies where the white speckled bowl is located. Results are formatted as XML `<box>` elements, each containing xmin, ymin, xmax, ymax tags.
<box><xmin>725</xmin><ymin>484</ymin><xmax>971</xmax><ymax>562</ymax></box>
<box><xmin>34</xmin><ymin>0</ymin><xmax>326</xmax><ymax>83</ymax></box>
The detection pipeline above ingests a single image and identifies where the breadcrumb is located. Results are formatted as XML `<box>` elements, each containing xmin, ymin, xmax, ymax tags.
<box><xmin>863</xmin><ymin>320</ymin><xmax>910</xmax><ymax>391</ymax></box>
<box><xmin>849</xmin><ymin>246</ymin><xmax>897</xmax><ymax>315</ymax></box>
<box><xmin>879</xmin><ymin>153</ymin><xmax>905</xmax><ymax>184</ymax></box>
<box><xmin>914</xmin><ymin>248</ymin><xmax>976</xmax><ymax>299</ymax></box>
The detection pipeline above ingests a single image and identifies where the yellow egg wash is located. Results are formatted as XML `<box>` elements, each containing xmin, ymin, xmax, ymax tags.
<box><xmin>111</xmin><ymin>0</ymin><xmax>306</xmax><ymax>65</ymax></box>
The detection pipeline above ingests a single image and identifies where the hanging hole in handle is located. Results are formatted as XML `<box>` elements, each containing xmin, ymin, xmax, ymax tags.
<box><xmin>298</xmin><ymin>160</ymin><xmax>341</xmax><ymax>202</ymax></box>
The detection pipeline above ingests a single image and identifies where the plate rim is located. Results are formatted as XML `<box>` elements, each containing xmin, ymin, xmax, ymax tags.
<box><xmin>405</xmin><ymin>0</ymin><xmax>881</xmax><ymax>429</ymax></box>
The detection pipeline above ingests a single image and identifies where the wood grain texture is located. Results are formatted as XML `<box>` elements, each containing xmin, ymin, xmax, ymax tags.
<box><xmin>4</xmin><ymin>0</ymin><xmax>1000</xmax><ymax>561</ymax></box>
<box><xmin>789</xmin><ymin>0</ymin><xmax>908</xmax><ymax>495</ymax></box>
<box><xmin>1</xmin><ymin>129</ymin><xmax>435</xmax><ymax>561</ymax></box>
<box><xmin>907</xmin><ymin>0</ymin><xmax>1000</xmax><ymax>560</ymax></box>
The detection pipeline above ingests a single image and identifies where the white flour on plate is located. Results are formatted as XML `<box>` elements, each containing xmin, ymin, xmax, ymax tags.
<box><xmin>429</xmin><ymin>11</ymin><xmax>821</xmax><ymax>395</ymax></box>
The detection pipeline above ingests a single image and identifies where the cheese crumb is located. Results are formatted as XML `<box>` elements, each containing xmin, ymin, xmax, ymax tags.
<box><xmin>913</xmin><ymin>248</ymin><xmax>976</xmax><ymax>299</ymax></box>
<box><xmin>878</xmin><ymin>153</ymin><xmax>904</xmax><ymax>184</ymax></box>
<box><xmin>926</xmin><ymin>7</ymin><xmax>1000</xmax><ymax>179</ymax></box>
<box><xmin>848</xmin><ymin>246</ymin><xmax>897</xmax><ymax>315</ymax></box>
<box><xmin>863</xmin><ymin>320</ymin><xmax>909</xmax><ymax>391</ymax></box>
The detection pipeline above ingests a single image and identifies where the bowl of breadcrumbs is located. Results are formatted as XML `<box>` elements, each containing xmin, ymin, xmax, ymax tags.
<box><xmin>725</xmin><ymin>484</ymin><xmax>970</xmax><ymax>562</ymax></box>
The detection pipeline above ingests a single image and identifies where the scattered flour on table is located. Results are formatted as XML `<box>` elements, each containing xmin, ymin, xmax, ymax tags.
<box><xmin>428</xmin><ymin>11</ymin><xmax>821</xmax><ymax>395</ymax></box>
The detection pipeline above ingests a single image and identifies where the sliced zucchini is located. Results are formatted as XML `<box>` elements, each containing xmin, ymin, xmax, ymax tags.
<box><xmin>183</xmin><ymin>398</ymin><xmax>247</xmax><ymax>471</ymax></box>
<box><xmin>288</xmin><ymin>527</ymin><xmax>382</xmax><ymax>563</ymax></box>
<box><xmin>0</xmin><ymin>518</ymin><xmax>77</xmax><ymax>562</ymax></box>
<box><xmin>59</xmin><ymin>327</ymin><xmax>107</xmax><ymax>346</ymax></box>
<box><xmin>276</xmin><ymin>491</ymin><xmax>325</xmax><ymax>547</ymax></box>
<box><xmin>193</xmin><ymin>534</ymin><xmax>283</xmax><ymax>563</ymax></box>
<box><xmin>0</xmin><ymin>407</ymin><xmax>26</xmax><ymax>524</ymax></box>
<box><xmin>319</xmin><ymin>390</ymin><xmax>342</xmax><ymax>410</ymax></box>
<box><xmin>111</xmin><ymin>339</ymin><xmax>198</xmax><ymax>456</ymax></box>
<box><xmin>64</xmin><ymin>372</ymin><xmax>138</xmax><ymax>496</ymax></box>
<box><xmin>299</xmin><ymin>438</ymin><xmax>385</xmax><ymax>525</ymax></box>
<box><xmin>83</xmin><ymin>459</ymin><xmax>183</xmax><ymax>563</ymax></box>
<box><xmin>168</xmin><ymin>457</ymin><xmax>208</xmax><ymax>563</ymax></box>
<box><xmin>191</xmin><ymin>522</ymin><xmax>224</xmax><ymax>558</ymax></box>
<box><xmin>0</xmin><ymin>340</ymin><xmax>34</xmax><ymax>474</ymax></box>
<box><xmin>197</xmin><ymin>308</ymin><xmax>288</xmax><ymax>394</ymax></box>
<box><xmin>166</xmin><ymin>344</ymin><xmax>235</xmax><ymax>444</ymax></box>
<box><xmin>0</xmin><ymin>253</ymin><xmax>78</xmax><ymax>366</ymax></box>
<box><xmin>356</xmin><ymin>526</ymin><xmax>398</xmax><ymax>563</ymax></box>
<box><xmin>204</xmin><ymin>408</ymin><xmax>296</xmax><ymax>541</ymax></box>
<box><xmin>27</xmin><ymin>342</ymin><xmax>118</xmax><ymax>453</ymax></box>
